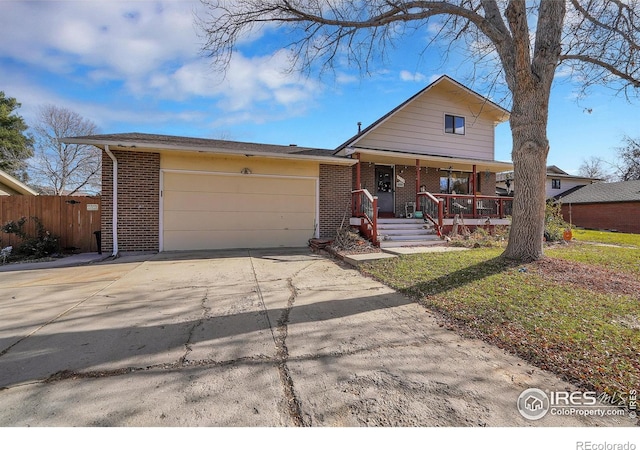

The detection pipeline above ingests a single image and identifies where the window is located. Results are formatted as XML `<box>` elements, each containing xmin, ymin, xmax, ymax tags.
<box><xmin>552</xmin><ymin>179</ymin><xmax>561</xmax><ymax>189</ymax></box>
<box><xmin>445</xmin><ymin>114</ymin><xmax>465</xmax><ymax>135</ymax></box>
<box><xmin>440</xmin><ymin>170</ymin><xmax>470</xmax><ymax>194</ymax></box>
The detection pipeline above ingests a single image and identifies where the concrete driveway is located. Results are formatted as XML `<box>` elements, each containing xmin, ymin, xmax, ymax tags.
<box><xmin>0</xmin><ymin>249</ymin><xmax>632</xmax><ymax>426</ymax></box>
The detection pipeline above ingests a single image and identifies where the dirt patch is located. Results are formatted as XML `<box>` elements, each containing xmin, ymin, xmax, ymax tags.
<box><xmin>530</xmin><ymin>257</ymin><xmax>640</xmax><ymax>299</ymax></box>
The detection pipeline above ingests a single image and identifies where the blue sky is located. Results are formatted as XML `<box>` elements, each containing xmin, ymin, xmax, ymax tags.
<box><xmin>1</xmin><ymin>0</ymin><xmax>638</xmax><ymax>175</ymax></box>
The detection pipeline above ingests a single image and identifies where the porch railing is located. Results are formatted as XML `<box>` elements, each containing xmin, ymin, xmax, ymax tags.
<box><xmin>351</xmin><ymin>189</ymin><xmax>378</xmax><ymax>246</ymax></box>
<box><xmin>417</xmin><ymin>192</ymin><xmax>444</xmax><ymax>236</ymax></box>
<box><xmin>434</xmin><ymin>194</ymin><xmax>513</xmax><ymax>219</ymax></box>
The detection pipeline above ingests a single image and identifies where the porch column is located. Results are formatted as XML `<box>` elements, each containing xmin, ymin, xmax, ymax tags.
<box><xmin>472</xmin><ymin>164</ymin><xmax>477</xmax><ymax>217</ymax></box>
<box><xmin>415</xmin><ymin>159</ymin><xmax>421</xmax><ymax>211</ymax></box>
<box><xmin>355</xmin><ymin>152</ymin><xmax>361</xmax><ymax>189</ymax></box>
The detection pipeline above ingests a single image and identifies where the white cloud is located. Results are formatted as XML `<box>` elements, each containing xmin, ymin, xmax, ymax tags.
<box><xmin>400</xmin><ymin>70</ymin><xmax>428</xmax><ymax>83</ymax></box>
<box><xmin>0</xmin><ymin>0</ymin><xmax>321</xmax><ymax>129</ymax></box>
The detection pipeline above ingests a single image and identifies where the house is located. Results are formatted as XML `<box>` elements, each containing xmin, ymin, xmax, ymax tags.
<box><xmin>559</xmin><ymin>180</ymin><xmax>640</xmax><ymax>234</ymax></box>
<box><xmin>335</xmin><ymin>75</ymin><xmax>513</xmax><ymax>243</ymax></box>
<box><xmin>496</xmin><ymin>165</ymin><xmax>601</xmax><ymax>199</ymax></box>
<box><xmin>64</xmin><ymin>75</ymin><xmax>513</xmax><ymax>254</ymax></box>
<box><xmin>0</xmin><ymin>169</ymin><xmax>38</xmax><ymax>196</ymax></box>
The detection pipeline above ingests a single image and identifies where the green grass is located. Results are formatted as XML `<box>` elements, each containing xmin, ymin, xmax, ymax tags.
<box><xmin>546</xmin><ymin>243</ymin><xmax>640</xmax><ymax>275</ymax></box>
<box><xmin>572</xmin><ymin>229</ymin><xmax>640</xmax><ymax>247</ymax></box>
<box><xmin>361</xmin><ymin>245</ymin><xmax>640</xmax><ymax>396</ymax></box>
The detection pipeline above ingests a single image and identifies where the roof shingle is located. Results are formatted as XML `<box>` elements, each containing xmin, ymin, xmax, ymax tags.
<box><xmin>559</xmin><ymin>180</ymin><xmax>640</xmax><ymax>204</ymax></box>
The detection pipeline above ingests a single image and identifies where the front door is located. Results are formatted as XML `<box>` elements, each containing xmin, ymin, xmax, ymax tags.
<box><xmin>375</xmin><ymin>165</ymin><xmax>394</xmax><ymax>216</ymax></box>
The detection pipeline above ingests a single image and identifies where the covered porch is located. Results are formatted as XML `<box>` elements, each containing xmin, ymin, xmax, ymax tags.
<box><xmin>348</xmin><ymin>148</ymin><xmax>514</xmax><ymax>245</ymax></box>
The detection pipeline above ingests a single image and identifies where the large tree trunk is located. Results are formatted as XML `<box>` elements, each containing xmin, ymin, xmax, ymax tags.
<box><xmin>503</xmin><ymin>102</ymin><xmax>550</xmax><ymax>262</ymax></box>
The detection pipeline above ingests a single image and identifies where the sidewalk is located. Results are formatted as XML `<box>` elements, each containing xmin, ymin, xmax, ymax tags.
<box><xmin>0</xmin><ymin>252</ymin><xmax>108</xmax><ymax>272</ymax></box>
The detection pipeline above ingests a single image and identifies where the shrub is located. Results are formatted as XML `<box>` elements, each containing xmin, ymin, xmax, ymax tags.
<box><xmin>545</xmin><ymin>201</ymin><xmax>570</xmax><ymax>242</ymax></box>
<box><xmin>1</xmin><ymin>216</ymin><xmax>60</xmax><ymax>260</ymax></box>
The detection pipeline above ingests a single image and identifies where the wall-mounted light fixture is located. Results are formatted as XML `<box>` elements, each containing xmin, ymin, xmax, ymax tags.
<box><xmin>241</xmin><ymin>168</ymin><xmax>252</xmax><ymax>174</ymax></box>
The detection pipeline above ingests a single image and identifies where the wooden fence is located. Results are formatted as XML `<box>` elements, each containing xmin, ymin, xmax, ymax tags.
<box><xmin>0</xmin><ymin>196</ymin><xmax>102</xmax><ymax>253</ymax></box>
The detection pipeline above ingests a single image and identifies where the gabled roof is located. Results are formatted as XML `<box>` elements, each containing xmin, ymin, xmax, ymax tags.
<box><xmin>546</xmin><ymin>165</ymin><xmax>569</xmax><ymax>175</ymax></box>
<box><xmin>546</xmin><ymin>165</ymin><xmax>601</xmax><ymax>182</ymax></box>
<box><xmin>62</xmin><ymin>132</ymin><xmax>354</xmax><ymax>166</ymax></box>
<box><xmin>0</xmin><ymin>169</ymin><xmax>38</xmax><ymax>196</ymax></box>
<box><xmin>335</xmin><ymin>75</ymin><xmax>511</xmax><ymax>154</ymax></box>
<box><xmin>560</xmin><ymin>180</ymin><xmax>640</xmax><ymax>204</ymax></box>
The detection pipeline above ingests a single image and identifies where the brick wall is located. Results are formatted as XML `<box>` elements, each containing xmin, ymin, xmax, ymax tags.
<box><xmin>319</xmin><ymin>164</ymin><xmax>352</xmax><ymax>239</ymax></box>
<box><xmin>353</xmin><ymin>162</ymin><xmax>376</xmax><ymax>192</ymax></box>
<box><xmin>421</xmin><ymin>168</ymin><xmax>442</xmax><ymax>193</ymax></box>
<box><xmin>102</xmin><ymin>150</ymin><xmax>160</xmax><ymax>253</ymax></box>
<box><xmin>561</xmin><ymin>202</ymin><xmax>640</xmax><ymax>234</ymax></box>
<box><xmin>394</xmin><ymin>165</ymin><xmax>417</xmax><ymax>217</ymax></box>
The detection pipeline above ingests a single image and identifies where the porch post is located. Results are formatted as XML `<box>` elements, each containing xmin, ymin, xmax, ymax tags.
<box><xmin>355</xmin><ymin>152</ymin><xmax>362</xmax><ymax>215</ymax></box>
<box><xmin>415</xmin><ymin>159</ymin><xmax>421</xmax><ymax>211</ymax></box>
<box><xmin>472</xmin><ymin>164</ymin><xmax>477</xmax><ymax>217</ymax></box>
<box><xmin>355</xmin><ymin>152</ymin><xmax>361</xmax><ymax>189</ymax></box>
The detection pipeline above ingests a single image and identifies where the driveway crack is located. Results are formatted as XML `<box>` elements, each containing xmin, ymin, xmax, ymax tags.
<box><xmin>275</xmin><ymin>278</ymin><xmax>307</xmax><ymax>427</ymax></box>
<box><xmin>179</xmin><ymin>288</ymin><xmax>210</xmax><ymax>366</ymax></box>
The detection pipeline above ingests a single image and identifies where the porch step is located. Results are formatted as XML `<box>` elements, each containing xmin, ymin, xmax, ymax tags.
<box><xmin>377</xmin><ymin>218</ymin><xmax>425</xmax><ymax>224</ymax></box>
<box><xmin>375</xmin><ymin>218</ymin><xmax>441</xmax><ymax>248</ymax></box>
<box><xmin>379</xmin><ymin>236</ymin><xmax>443</xmax><ymax>248</ymax></box>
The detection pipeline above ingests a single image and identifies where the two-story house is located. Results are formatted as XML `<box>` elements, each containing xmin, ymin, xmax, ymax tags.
<box><xmin>336</xmin><ymin>75</ymin><xmax>513</xmax><ymax>246</ymax></box>
<box><xmin>64</xmin><ymin>75</ymin><xmax>513</xmax><ymax>254</ymax></box>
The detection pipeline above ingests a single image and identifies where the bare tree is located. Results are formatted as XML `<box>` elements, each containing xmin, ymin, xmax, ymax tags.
<box><xmin>198</xmin><ymin>0</ymin><xmax>640</xmax><ymax>262</ymax></box>
<box><xmin>615</xmin><ymin>135</ymin><xmax>640</xmax><ymax>181</ymax></box>
<box><xmin>29</xmin><ymin>105</ymin><xmax>100</xmax><ymax>195</ymax></box>
<box><xmin>578</xmin><ymin>156</ymin><xmax>610</xmax><ymax>181</ymax></box>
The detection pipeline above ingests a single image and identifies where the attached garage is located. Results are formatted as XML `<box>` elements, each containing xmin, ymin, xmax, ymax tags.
<box><xmin>60</xmin><ymin>133</ymin><xmax>354</xmax><ymax>254</ymax></box>
<box><xmin>161</xmin><ymin>170</ymin><xmax>318</xmax><ymax>250</ymax></box>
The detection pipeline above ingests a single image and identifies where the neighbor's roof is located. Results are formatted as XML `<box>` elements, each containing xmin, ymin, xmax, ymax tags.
<box><xmin>560</xmin><ymin>180</ymin><xmax>640</xmax><ymax>204</ymax></box>
<box><xmin>498</xmin><ymin>166</ymin><xmax>602</xmax><ymax>182</ymax></box>
<box><xmin>0</xmin><ymin>169</ymin><xmax>38</xmax><ymax>196</ymax></box>
<box><xmin>335</xmin><ymin>75</ymin><xmax>511</xmax><ymax>154</ymax></box>
<box><xmin>62</xmin><ymin>132</ymin><xmax>355</xmax><ymax>165</ymax></box>
<box><xmin>545</xmin><ymin>165</ymin><xmax>602</xmax><ymax>181</ymax></box>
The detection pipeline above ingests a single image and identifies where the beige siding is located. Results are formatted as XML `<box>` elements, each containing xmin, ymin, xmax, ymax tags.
<box><xmin>357</xmin><ymin>83</ymin><xmax>496</xmax><ymax>160</ymax></box>
<box><xmin>161</xmin><ymin>151</ymin><xmax>319</xmax><ymax>177</ymax></box>
<box><xmin>162</xmin><ymin>171</ymin><xmax>317</xmax><ymax>251</ymax></box>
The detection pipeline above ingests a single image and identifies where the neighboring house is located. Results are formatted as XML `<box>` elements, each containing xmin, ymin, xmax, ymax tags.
<box><xmin>496</xmin><ymin>165</ymin><xmax>601</xmax><ymax>199</ymax></box>
<box><xmin>559</xmin><ymin>180</ymin><xmax>640</xmax><ymax>234</ymax></box>
<box><xmin>0</xmin><ymin>169</ymin><xmax>38</xmax><ymax>196</ymax></box>
<box><xmin>64</xmin><ymin>75</ymin><xmax>513</xmax><ymax>254</ymax></box>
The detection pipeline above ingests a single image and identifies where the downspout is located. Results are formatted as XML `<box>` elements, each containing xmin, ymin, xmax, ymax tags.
<box><xmin>104</xmin><ymin>145</ymin><xmax>118</xmax><ymax>256</ymax></box>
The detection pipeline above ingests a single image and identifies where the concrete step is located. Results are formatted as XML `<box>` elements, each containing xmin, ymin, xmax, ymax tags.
<box><xmin>379</xmin><ymin>234</ymin><xmax>439</xmax><ymax>241</ymax></box>
<box><xmin>379</xmin><ymin>237</ymin><xmax>444</xmax><ymax>248</ymax></box>
<box><xmin>378</xmin><ymin>230</ymin><xmax>437</xmax><ymax>240</ymax></box>
<box><xmin>377</xmin><ymin>222</ymin><xmax>434</xmax><ymax>230</ymax></box>
<box><xmin>377</xmin><ymin>218</ymin><xmax>425</xmax><ymax>224</ymax></box>
<box><xmin>378</xmin><ymin>229</ymin><xmax>436</xmax><ymax>236</ymax></box>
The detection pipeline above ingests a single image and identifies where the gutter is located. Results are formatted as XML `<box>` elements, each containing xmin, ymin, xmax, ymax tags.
<box><xmin>61</xmin><ymin>138</ymin><xmax>355</xmax><ymax>166</ymax></box>
<box><xmin>103</xmin><ymin>144</ymin><xmax>118</xmax><ymax>256</ymax></box>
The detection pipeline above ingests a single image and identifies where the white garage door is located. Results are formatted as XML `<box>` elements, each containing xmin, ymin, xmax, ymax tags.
<box><xmin>162</xmin><ymin>171</ymin><xmax>318</xmax><ymax>251</ymax></box>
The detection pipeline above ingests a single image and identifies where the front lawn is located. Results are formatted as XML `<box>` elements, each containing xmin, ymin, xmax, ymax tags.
<box><xmin>360</xmin><ymin>244</ymin><xmax>640</xmax><ymax>398</ymax></box>
<box><xmin>571</xmin><ymin>229</ymin><xmax>640</xmax><ymax>247</ymax></box>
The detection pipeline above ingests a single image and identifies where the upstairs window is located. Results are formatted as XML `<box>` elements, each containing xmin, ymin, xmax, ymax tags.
<box><xmin>552</xmin><ymin>179</ymin><xmax>561</xmax><ymax>189</ymax></box>
<box><xmin>445</xmin><ymin>114</ymin><xmax>465</xmax><ymax>135</ymax></box>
